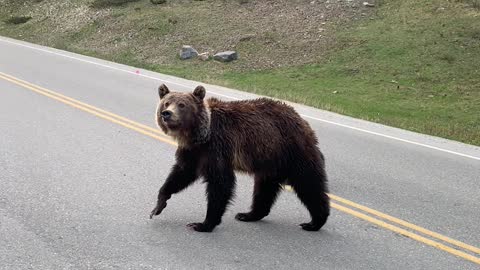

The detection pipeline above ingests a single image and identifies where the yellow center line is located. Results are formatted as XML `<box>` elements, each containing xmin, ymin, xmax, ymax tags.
<box><xmin>1</xmin><ymin>71</ymin><xmax>479</xmax><ymax>265</ymax></box>
<box><xmin>0</xmin><ymin>73</ymin><xmax>177</xmax><ymax>146</ymax></box>
<box><xmin>0</xmin><ymin>71</ymin><xmax>166</xmax><ymax>137</ymax></box>
<box><xmin>329</xmin><ymin>194</ymin><xmax>480</xmax><ymax>255</ymax></box>
<box><xmin>332</xmin><ymin>203</ymin><xmax>480</xmax><ymax>265</ymax></box>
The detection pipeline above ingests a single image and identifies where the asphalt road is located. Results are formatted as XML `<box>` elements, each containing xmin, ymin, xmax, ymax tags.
<box><xmin>0</xmin><ymin>36</ymin><xmax>479</xmax><ymax>270</ymax></box>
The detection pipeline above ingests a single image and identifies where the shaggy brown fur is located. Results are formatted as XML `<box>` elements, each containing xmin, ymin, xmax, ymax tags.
<box><xmin>150</xmin><ymin>84</ymin><xmax>330</xmax><ymax>232</ymax></box>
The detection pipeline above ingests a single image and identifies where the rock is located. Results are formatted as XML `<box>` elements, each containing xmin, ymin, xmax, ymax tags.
<box><xmin>198</xmin><ymin>52</ymin><xmax>210</xmax><ymax>61</ymax></box>
<box><xmin>428</xmin><ymin>95</ymin><xmax>434</xmax><ymax>98</ymax></box>
<box><xmin>363</xmin><ymin>2</ymin><xmax>375</xmax><ymax>7</ymax></box>
<box><xmin>332</xmin><ymin>91</ymin><xmax>338</xmax><ymax>94</ymax></box>
<box><xmin>150</xmin><ymin>0</ymin><xmax>167</xmax><ymax>4</ymax></box>
<box><xmin>213</xmin><ymin>51</ymin><xmax>238</xmax><ymax>62</ymax></box>
<box><xmin>179</xmin><ymin>45</ymin><xmax>198</xmax><ymax>60</ymax></box>
<box><xmin>239</xmin><ymin>34</ymin><xmax>255</xmax><ymax>42</ymax></box>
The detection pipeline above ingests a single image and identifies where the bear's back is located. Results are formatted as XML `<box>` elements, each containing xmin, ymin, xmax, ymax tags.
<box><xmin>206</xmin><ymin>98</ymin><xmax>319</xmax><ymax>173</ymax></box>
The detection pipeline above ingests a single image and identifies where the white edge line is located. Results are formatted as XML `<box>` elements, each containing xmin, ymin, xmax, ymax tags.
<box><xmin>300</xmin><ymin>115</ymin><xmax>480</xmax><ymax>161</ymax></box>
<box><xmin>1</xmin><ymin>37</ymin><xmax>479</xmax><ymax>161</ymax></box>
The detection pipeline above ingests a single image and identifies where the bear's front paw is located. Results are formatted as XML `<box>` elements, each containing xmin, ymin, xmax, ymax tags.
<box><xmin>149</xmin><ymin>200</ymin><xmax>167</xmax><ymax>219</ymax></box>
<box><xmin>186</xmin><ymin>222</ymin><xmax>214</xmax><ymax>232</ymax></box>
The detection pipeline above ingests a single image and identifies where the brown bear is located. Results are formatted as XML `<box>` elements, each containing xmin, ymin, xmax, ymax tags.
<box><xmin>149</xmin><ymin>84</ymin><xmax>330</xmax><ymax>232</ymax></box>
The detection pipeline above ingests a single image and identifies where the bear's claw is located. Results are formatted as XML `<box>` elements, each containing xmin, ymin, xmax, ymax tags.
<box><xmin>187</xmin><ymin>222</ymin><xmax>214</xmax><ymax>232</ymax></box>
<box><xmin>149</xmin><ymin>200</ymin><xmax>167</xmax><ymax>219</ymax></box>
<box><xmin>299</xmin><ymin>222</ymin><xmax>321</xmax><ymax>231</ymax></box>
<box><xmin>235</xmin><ymin>212</ymin><xmax>264</xmax><ymax>222</ymax></box>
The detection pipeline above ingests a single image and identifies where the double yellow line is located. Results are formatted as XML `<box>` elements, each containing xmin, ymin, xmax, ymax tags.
<box><xmin>1</xmin><ymin>71</ymin><xmax>479</xmax><ymax>265</ymax></box>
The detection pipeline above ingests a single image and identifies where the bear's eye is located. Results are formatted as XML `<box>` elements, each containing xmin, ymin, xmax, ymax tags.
<box><xmin>164</xmin><ymin>102</ymin><xmax>170</xmax><ymax>107</ymax></box>
<box><xmin>178</xmin><ymin>103</ymin><xmax>185</xmax><ymax>109</ymax></box>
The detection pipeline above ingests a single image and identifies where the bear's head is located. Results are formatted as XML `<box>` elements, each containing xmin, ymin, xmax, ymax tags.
<box><xmin>156</xmin><ymin>84</ymin><xmax>210</xmax><ymax>146</ymax></box>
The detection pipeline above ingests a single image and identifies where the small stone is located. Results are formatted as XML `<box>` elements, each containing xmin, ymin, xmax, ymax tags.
<box><xmin>428</xmin><ymin>95</ymin><xmax>434</xmax><ymax>98</ymax></box>
<box><xmin>332</xmin><ymin>91</ymin><xmax>338</xmax><ymax>94</ymax></box>
<box><xmin>213</xmin><ymin>51</ymin><xmax>238</xmax><ymax>62</ymax></box>
<box><xmin>179</xmin><ymin>45</ymin><xmax>198</xmax><ymax>60</ymax></box>
<box><xmin>150</xmin><ymin>0</ymin><xmax>166</xmax><ymax>4</ymax></box>
<box><xmin>363</xmin><ymin>2</ymin><xmax>375</xmax><ymax>7</ymax></box>
<box><xmin>198</xmin><ymin>52</ymin><xmax>210</xmax><ymax>61</ymax></box>
<box><xmin>239</xmin><ymin>34</ymin><xmax>255</xmax><ymax>42</ymax></box>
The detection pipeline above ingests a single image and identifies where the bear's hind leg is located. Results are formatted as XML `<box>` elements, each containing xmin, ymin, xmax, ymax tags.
<box><xmin>235</xmin><ymin>175</ymin><xmax>282</xmax><ymax>222</ymax></box>
<box><xmin>291</xmin><ymin>168</ymin><xmax>330</xmax><ymax>231</ymax></box>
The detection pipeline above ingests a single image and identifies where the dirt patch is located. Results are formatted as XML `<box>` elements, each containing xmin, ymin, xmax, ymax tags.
<box><xmin>121</xmin><ymin>0</ymin><xmax>376</xmax><ymax>70</ymax></box>
<box><xmin>0</xmin><ymin>0</ymin><xmax>376</xmax><ymax>71</ymax></box>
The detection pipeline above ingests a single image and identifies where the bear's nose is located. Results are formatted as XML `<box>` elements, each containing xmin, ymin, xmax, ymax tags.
<box><xmin>161</xmin><ymin>110</ymin><xmax>172</xmax><ymax>120</ymax></box>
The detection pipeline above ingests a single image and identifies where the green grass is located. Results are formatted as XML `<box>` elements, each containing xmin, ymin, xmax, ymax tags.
<box><xmin>457</xmin><ymin>0</ymin><xmax>480</xmax><ymax>9</ymax></box>
<box><xmin>0</xmin><ymin>0</ymin><xmax>479</xmax><ymax>145</ymax></box>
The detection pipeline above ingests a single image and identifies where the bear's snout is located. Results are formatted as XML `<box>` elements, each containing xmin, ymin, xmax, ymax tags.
<box><xmin>161</xmin><ymin>110</ymin><xmax>173</xmax><ymax>121</ymax></box>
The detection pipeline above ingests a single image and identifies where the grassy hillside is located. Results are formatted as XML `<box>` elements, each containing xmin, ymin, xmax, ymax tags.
<box><xmin>1</xmin><ymin>0</ymin><xmax>479</xmax><ymax>145</ymax></box>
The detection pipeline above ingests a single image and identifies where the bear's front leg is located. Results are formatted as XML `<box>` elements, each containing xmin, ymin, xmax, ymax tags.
<box><xmin>149</xmin><ymin>193</ymin><xmax>170</xmax><ymax>219</ymax></box>
<box><xmin>150</xmin><ymin>161</ymin><xmax>198</xmax><ymax>219</ymax></box>
<box><xmin>187</xmin><ymin>167</ymin><xmax>236</xmax><ymax>232</ymax></box>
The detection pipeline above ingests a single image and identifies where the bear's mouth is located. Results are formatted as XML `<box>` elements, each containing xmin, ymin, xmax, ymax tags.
<box><xmin>163</xmin><ymin>119</ymin><xmax>181</xmax><ymax>130</ymax></box>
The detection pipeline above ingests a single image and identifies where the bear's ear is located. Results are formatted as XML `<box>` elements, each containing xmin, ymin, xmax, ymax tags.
<box><xmin>158</xmin><ymin>84</ymin><xmax>170</xmax><ymax>99</ymax></box>
<box><xmin>193</xmin><ymin>85</ymin><xmax>206</xmax><ymax>100</ymax></box>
